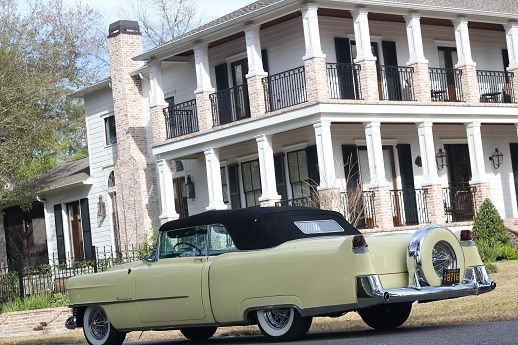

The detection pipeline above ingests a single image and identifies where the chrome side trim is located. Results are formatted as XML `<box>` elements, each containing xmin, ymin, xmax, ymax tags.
<box><xmin>356</xmin><ymin>275</ymin><xmax>389</xmax><ymax>308</ymax></box>
<box><xmin>460</xmin><ymin>240</ymin><xmax>476</xmax><ymax>247</ymax></box>
<box><xmin>352</xmin><ymin>247</ymin><xmax>369</xmax><ymax>254</ymax></box>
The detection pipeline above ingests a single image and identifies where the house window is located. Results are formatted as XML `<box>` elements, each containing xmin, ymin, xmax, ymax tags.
<box><xmin>107</xmin><ymin>171</ymin><xmax>115</xmax><ymax>189</ymax></box>
<box><xmin>66</xmin><ymin>201</ymin><xmax>84</xmax><ymax>260</ymax></box>
<box><xmin>221</xmin><ymin>167</ymin><xmax>229</xmax><ymax>204</ymax></box>
<box><xmin>241</xmin><ymin>159</ymin><xmax>261</xmax><ymax>207</ymax></box>
<box><xmin>104</xmin><ymin>116</ymin><xmax>117</xmax><ymax>145</ymax></box>
<box><xmin>287</xmin><ymin>149</ymin><xmax>311</xmax><ymax>199</ymax></box>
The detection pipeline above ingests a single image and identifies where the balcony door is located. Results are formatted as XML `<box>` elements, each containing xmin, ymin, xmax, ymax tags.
<box><xmin>230</xmin><ymin>58</ymin><xmax>250</xmax><ymax>120</ymax></box>
<box><xmin>438</xmin><ymin>47</ymin><xmax>459</xmax><ymax>101</ymax></box>
<box><xmin>445</xmin><ymin>144</ymin><xmax>474</xmax><ymax>221</ymax></box>
<box><xmin>215</xmin><ymin>63</ymin><xmax>231</xmax><ymax>125</ymax></box>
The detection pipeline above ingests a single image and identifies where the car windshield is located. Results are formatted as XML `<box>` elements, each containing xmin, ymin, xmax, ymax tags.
<box><xmin>159</xmin><ymin>226</ymin><xmax>208</xmax><ymax>259</ymax></box>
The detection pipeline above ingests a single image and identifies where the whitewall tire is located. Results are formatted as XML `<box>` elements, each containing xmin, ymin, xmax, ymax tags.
<box><xmin>83</xmin><ymin>306</ymin><xmax>126</xmax><ymax>345</ymax></box>
<box><xmin>256</xmin><ymin>306</ymin><xmax>312</xmax><ymax>341</ymax></box>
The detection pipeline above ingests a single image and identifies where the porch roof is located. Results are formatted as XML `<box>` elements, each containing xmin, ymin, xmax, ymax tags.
<box><xmin>31</xmin><ymin>158</ymin><xmax>91</xmax><ymax>195</ymax></box>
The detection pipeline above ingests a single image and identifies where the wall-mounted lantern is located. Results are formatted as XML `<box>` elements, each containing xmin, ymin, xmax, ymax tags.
<box><xmin>97</xmin><ymin>195</ymin><xmax>106</xmax><ymax>219</ymax></box>
<box><xmin>186</xmin><ymin>175</ymin><xmax>195</xmax><ymax>199</ymax></box>
<box><xmin>436</xmin><ymin>148</ymin><xmax>447</xmax><ymax>171</ymax></box>
<box><xmin>489</xmin><ymin>148</ymin><xmax>503</xmax><ymax>169</ymax></box>
<box><xmin>414</xmin><ymin>155</ymin><xmax>422</xmax><ymax>167</ymax></box>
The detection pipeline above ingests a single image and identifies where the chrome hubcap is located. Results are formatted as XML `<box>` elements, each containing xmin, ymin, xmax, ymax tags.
<box><xmin>432</xmin><ymin>241</ymin><xmax>457</xmax><ymax>277</ymax></box>
<box><xmin>264</xmin><ymin>308</ymin><xmax>292</xmax><ymax>330</ymax></box>
<box><xmin>89</xmin><ymin>308</ymin><xmax>109</xmax><ymax>340</ymax></box>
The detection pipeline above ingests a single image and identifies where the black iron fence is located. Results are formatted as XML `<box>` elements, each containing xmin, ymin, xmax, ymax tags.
<box><xmin>263</xmin><ymin>66</ymin><xmax>307</xmax><ymax>112</ymax></box>
<box><xmin>275</xmin><ymin>196</ymin><xmax>319</xmax><ymax>208</ymax></box>
<box><xmin>377</xmin><ymin>65</ymin><xmax>415</xmax><ymax>101</ymax></box>
<box><xmin>429</xmin><ymin>67</ymin><xmax>464</xmax><ymax>102</ymax></box>
<box><xmin>0</xmin><ymin>245</ymin><xmax>150</xmax><ymax>303</ymax></box>
<box><xmin>390</xmin><ymin>189</ymin><xmax>429</xmax><ymax>227</ymax></box>
<box><xmin>342</xmin><ymin>191</ymin><xmax>377</xmax><ymax>230</ymax></box>
<box><xmin>163</xmin><ymin>99</ymin><xmax>198</xmax><ymax>139</ymax></box>
<box><xmin>326</xmin><ymin>63</ymin><xmax>362</xmax><ymax>100</ymax></box>
<box><xmin>442</xmin><ymin>186</ymin><xmax>477</xmax><ymax>223</ymax></box>
<box><xmin>210</xmin><ymin>84</ymin><xmax>250</xmax><ymax>126</ymax></box>
<box><xmin>477</xmin><ymin>70</ymin><xmax>515</xmax><ymax>103</ymax></box>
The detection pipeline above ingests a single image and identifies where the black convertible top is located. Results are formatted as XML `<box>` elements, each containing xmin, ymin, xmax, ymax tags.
<box><xmin>159</xmin><ymin>207</ymin><xmax>360</xmax><ymax>250</ymax></box>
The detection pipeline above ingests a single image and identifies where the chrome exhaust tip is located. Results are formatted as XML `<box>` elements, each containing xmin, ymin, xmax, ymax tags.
<box><xmin>383</xmin><ymin>292</ymin><xmax>390</xmax><ymax>301</ymax></box>
<box><xmin>65</xmin><ymin>316</ymin><xmax>77</xmax><ymax>330</ymax></box>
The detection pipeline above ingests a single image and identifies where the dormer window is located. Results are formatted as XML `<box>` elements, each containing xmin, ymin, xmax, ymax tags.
<box><xmin>104</xmin><ymin>115</ymin><xmax>117</xmax><ymax>145</ymax></box>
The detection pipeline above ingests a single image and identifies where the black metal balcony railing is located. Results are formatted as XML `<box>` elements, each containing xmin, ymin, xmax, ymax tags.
<box><xmin>442</xmin><ymin>186</ymin><xmax>477</xmax><ymax>223</ymax></box>
<box><xmin>326</xmin><ymin>63</ymin><xmax>362</xmax><ymax>100</ymax></box>
<box><xmin>390</xmin><ymin>189</ymin><xmax>429</xmax><ymax>227</ymax></box>
<box><xmin>377</xmin><ymin>65</ymin><xmax>415</xmax><ymax>101</ymax></box>
<box><xmin>477</xmin><ymin>70</ymin><xmax>515</xmax><ymax>103</ymax></box>
<box><xmin>429</xmin><ymin>68</ymin><xmax>464</xmax><ymax>102</ymax></box>
<box><xmin>275</xmin><ymin>196</ymin><xmax>319</xmax><ymax>208</ymax></box>
<box><xmin>209</xmin><ymin>84</ymin><xmax>250</xmax><ymax>126</ymax></box>
<box><xmin>163</xmin><ymin>99</ymin><xmax>198</xmax><ymax>139</ymax></box>
<box><xmin>263</xmin><ymin>66</ymin><xmax>307</xmax><ymax>112</ymax></box>
<box><xmin>339</xmin><ymin>191</ymin><xmax>377</xmax><ymax>230</ymax></box>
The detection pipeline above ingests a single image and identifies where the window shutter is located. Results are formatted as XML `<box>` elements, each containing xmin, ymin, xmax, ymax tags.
<box><xmin>382</xmin><ymin>41</ymin><xmax>399</xmax><ymax>66</ymax></box>
<box><xmin>274</xmin><ymin>153</ymin><xmax>287</xmax><ymax>201</ymax></box>
<box><xmin>305</xmin><ymin>145</ymin><xmax>320</xmax><ymax>187</ymax></box>
<box><xmin>502</xmin><ymin>49</ymin><xmax>510</xmax><ymax>70</ymax></box>
<box><xmin>510</xmin><ymin>143</ymin><xmax>518</xmax><ymax>210</ymax></box>
<box><xmin>397</xmin><ymin>144</ymin><xmax>418</xmax><ymax>225</ymax></box>
<box><xmin>80</xmin><ymin>199</ymin><xmax>93</xmax><ymax>260</ymax></box>
<box><xmin>382</xmin><ymin>41</ymin><xmax>401</xmax><ymax>100</ymax></box>
<box><xmin>227</xmin><ymin>163</ymin><xmax>242</xmax><ymax>209</ymax></box>
<box><xmin>261</xmin><ymin>49</ymin><xmax>269</xmax><ymax>74</ymax></box>
<box><xmin>215</xmin><ymin>63</ymin><xmax>229</xmax><ymax>90</ymax></box>
<box><xmin>341</xmin><ymin>145</ymin><xmax>360</xmax><ymax>191</ymax></box>
<box><xmin>54</xmin><ymin>204</ymin><xmax>66</xmax><ymax>264</ymax></box>
<box><xmin>334</xmin><ymin>37</ymin><xmax>352</xmax><ymax>64</ymax></box>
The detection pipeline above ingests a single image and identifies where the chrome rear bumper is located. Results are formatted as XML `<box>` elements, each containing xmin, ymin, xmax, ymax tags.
<box><xmin>357</xmin><ymin>265</ymin><xmax>495</xmax><ymax>307</ymax></box>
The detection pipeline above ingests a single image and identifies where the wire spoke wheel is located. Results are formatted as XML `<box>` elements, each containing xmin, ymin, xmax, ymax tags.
<box><xmin>264</xmin><ymin>308</ymin><xmax>292</xmax><ymax>330</ymax></box>
<box><xmin>432</xmin><ymin>241</ymin><xmax>457</xmax><ymax>277</ymax></box>
<box><xmin>89</xmin><ymin>309</ymin><xmax>109</xmax><ymax>340</ymax></box>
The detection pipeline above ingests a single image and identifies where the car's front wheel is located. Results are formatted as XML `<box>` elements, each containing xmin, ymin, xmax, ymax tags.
<box><xmin>180</xmin><ymin>326</ymin><xmax>217</xmax><ymax>342</ymax></box>
<box><xmin>256</xmin><ymin>306</ymin><xmax>312</xmax><ymax>341</ymax></box>
<box><xmin>83</xmin><ymin>306</ymin><xmax>126</xmax><ymax>345</ymax></box>
<box><xmin>358</xmin><ymin>302</ymin><xmax>412</xmax><ymax>330</ymax></box>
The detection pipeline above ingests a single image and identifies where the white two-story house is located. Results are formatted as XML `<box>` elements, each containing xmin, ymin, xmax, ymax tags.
<box><xmin>47</xmin><ymin>0</ymin><xmax>518</xmax><ymax>260</ymax></box>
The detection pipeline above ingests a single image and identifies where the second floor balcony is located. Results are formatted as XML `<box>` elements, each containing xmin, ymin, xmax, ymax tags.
<box><xmin>210</xmin><ymin>84</ymin><xmax>251</xmax><ymax>126</ymax></box>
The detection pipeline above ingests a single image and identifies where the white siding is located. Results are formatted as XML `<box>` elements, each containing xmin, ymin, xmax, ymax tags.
<box><xmin>162</xmin><ymin>60</ymin><xmax>197</xmax><ymax>103</ymax></box>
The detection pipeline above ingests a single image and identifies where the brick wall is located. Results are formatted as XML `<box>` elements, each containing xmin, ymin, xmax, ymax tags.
<box><xmin>0</xmin><ymin>307</ymin><xmax>80</xmax><ymax>338</ymax></box>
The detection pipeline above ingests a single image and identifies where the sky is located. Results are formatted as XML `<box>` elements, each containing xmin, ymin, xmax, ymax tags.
<box><xmin>86</xmin><ymin>0</ymin><xmax>253</xmax><ymax>29</ymax></box>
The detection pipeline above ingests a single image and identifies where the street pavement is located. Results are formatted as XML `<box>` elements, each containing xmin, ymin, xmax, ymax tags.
<box><xmin>128</xmin><ymin>320</ymin><xmax>518</xmax><ymax>345</ymax></box>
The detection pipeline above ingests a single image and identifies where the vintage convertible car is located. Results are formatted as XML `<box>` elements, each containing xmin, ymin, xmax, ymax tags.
<box><xmin>65</xmin><ymin>207</ymin><xmax>495</xmax><ymax>344</ymax></box>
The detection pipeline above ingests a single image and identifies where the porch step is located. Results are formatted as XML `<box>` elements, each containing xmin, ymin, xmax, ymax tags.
<box><xmin>504</xmin><ymin>219</ymin><xmax>518</xmax><ymax>246</ymax></box>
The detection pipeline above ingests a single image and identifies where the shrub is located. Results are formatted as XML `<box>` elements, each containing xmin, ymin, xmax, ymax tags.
<box><xmin>473</xmin><ymin>199</ymin><xmax>510</xmax><ymax>245</ymax></box>
<box><xmin>472</xmin><ymin>199</ymin><xmax>510</xmax><ymax>272</ymax></box>
<box><xmin>497</xmin><ymin>244</ymin><xmax>518</xmax><ymax>261</ymax></box>
<box><xmin>0</xmin><ymin>293</ymin><xmax>69</xmax><ymax>313</ymax></box>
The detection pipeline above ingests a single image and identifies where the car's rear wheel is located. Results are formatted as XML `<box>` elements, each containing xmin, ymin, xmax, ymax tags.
<box><xmin>256</xmin><ymin>306</ymin><xmax>312</xmax><ymax>341</ymax></box>
<box><xmin>83</xmin><ymin>306</ymin><xmax>126</xmax><ymax>345</ymax></box>
<box><xmin>358</xmin><ymin>302</ymin><xmax>412</xmax><ymax>330</ymax></box>
<box><xmin>180</xmin><ymin>326</ymin><xmax>217</xmax><ymax>342</ymax></box>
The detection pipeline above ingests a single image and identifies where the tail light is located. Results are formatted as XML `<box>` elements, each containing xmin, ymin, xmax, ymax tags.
<box><xmin>460</xmin><ymin>229</ymin><xmax>475</xmax><ymax>246</ymax></box>
<box><xmin>352</xmin><ymin>235</ymin><xmax>369</xmax><ymax>254</ymax></box>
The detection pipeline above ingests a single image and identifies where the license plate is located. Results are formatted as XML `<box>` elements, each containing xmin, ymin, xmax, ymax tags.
<box><xmin>442</xmin><ymin>268</ymin><xmax>460</xmax><ymax>285</ymax></box>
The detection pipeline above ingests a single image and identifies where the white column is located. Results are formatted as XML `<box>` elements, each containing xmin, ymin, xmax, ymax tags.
<box><xmin>244</xmin><ymin>24</ymin><xmax>267</xmax><ymax>77</ymax></box>
<box><xmin>453</xmin><ymin>17</ymin><xmax>476</xmax><ymax>68</ymax></box>
<box><xmin>204</xmin><ymin>147</ymin><xmax>227</xmax><ymax>210</ymax></box>
<box><xmin>465</xmin><ymin>122</ymin><xmax>487</xmax><ymax>184</ymax></box>
<box><xmin>353</xmin><ymin>8</ymin><xmax>376</xmax><ymax>63</ymax></box>
<box><xmin>505</xmin><ymin>23</ymin><xmax>518</xmax><ymax>70</ymax></box>
<box><xmin>314</xmin><ymin>120</ymin><xmax>336</xmax><ymax>189</ymax></box>
<box><xmin>363</xmin><ymin>121</ymin><xmax>386</xmax><ymax>187</ymax></box>
<box><xmin>301</xmin><ymin>3</ymin><xmax>325</xmax><ymax>60</ymax></box>
<box><xmin>515</xmin><ymin>123</ymin><xmax>518</xmax><ymax>138</ymax></box>
<box><xmin>193</xmin><ymin>43</ymin><xmax>214</xmax><ymax>93</ymax></box>
<box><xmin>148</xmin><ymin>61</ymin><xmax>167</xmax><ymax>107</ymax></box>
<box><xmin>416</xmin><ymin>122</ymin><xmax>439</xmax><ymax>185</ymax></box>
<box><xmin>256</xmin><ymin>135</ymin><xmax>281</xmax><ymax>202</ymax></box>
<box><xmin>156</xmin><ymin>159</ymin><xmax>179</xmax><ymax>220</ymax></box>
<box><xmin>405</xmin><ymin>13</ymin><xmax>428</xmax><ymax>65</ymax></box>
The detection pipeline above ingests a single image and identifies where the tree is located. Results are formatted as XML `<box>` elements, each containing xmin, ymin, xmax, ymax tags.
<box><xmin>126</xmin><ymin>0</ymin><xmax>200</xmax><ymax>49</ymax></box>
<box><xmin>0</xmin><ymin>0</ymin><xmax>106</xmax><ymax>208</ymax></box>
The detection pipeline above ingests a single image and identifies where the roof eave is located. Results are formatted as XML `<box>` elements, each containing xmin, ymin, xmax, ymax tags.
<box><xmin>68</xmin><ymin>79</ymin><xmax>112</xmax><ymax>99</ymax></box>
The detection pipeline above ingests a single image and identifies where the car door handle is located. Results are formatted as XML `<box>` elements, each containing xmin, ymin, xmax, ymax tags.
<box><xmin>194</xmin><ymin>258</ymin><xmax>205</xmax><ymax>263</ymax></box>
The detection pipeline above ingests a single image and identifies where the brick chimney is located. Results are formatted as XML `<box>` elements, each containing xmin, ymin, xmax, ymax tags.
<box><xmin>107</xmin><ymin>20</ymin><xmax>160</xmax><ymax>247</ymax></box>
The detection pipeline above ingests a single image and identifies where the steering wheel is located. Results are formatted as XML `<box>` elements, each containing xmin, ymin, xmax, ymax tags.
<box><xmin>172</xmin><ymin>242</ymin><xmax>202</xmax><ymax>256</ymax></box>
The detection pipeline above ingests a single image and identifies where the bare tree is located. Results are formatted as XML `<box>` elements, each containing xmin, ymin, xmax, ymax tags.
<box><xmin>126</xmin><ymin>0</ymin><xmax>200</xmax><ymax>48</ymax></box>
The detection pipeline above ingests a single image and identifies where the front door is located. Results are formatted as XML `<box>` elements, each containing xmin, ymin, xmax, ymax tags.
<box><xmin>134</xmin><ymin>226</ymin><xmax>207</xmax><ymax>325</ymax></box>
<box><xmin>230</xmin><ymin>58</ymin><xmax>250</xmax><ymax>120</ymax></box>
<box><xmin>66</xmin><ymin>202</ymin><xmax>84</xmax><ymax>261</ymax></box>
<box><xmin>510</xmin><ymin>143</ymin><xmax>518</xmax><ymax>210</ymax></box>
<box><xmin>445</xmin><ymin>144</ymin><xmax>474</xmax><ymax>221</ymax></box>
<box><xmin>173</xmin><ymin>177</ymin><xmax>189</xmax><ymax>219</ymax></box>
<box><xmin>438</xmin><ymin>47</ymin><xmax>459</xmax><ymax>101</ymax></box>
